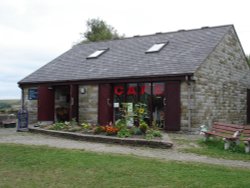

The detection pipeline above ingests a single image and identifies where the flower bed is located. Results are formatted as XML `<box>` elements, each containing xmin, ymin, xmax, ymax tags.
<box><xmin>41</xmin><ymin>119</ymin><xmax>163</xmax><ymax>141</ymax></box>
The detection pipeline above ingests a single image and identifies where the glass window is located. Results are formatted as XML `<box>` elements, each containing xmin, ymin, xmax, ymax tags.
<box><xmin>126</xmin><ymin>83</ymin><xmax>137</xmax><ymax>103</ymax></box>
<box><xmin>138</xmin><ymin>83</ymin><xmax>151</xmax><ymax>125</ymax></box>
<box><xmin>152</xmin><ymin>83</ymin><xmax>165</xmax><ymax>128</ymax></box>
<box><xmin>87</xmin><ymin>49</ymin><xmax>108</xmax><ymax>59</ymax></box>
<box><xmin>114</xmin><ymin>84</ymin><xmax>125</xmax><ymax>121</ymax></box>
<box><xmin>113</xmin><ymin>82</ymin><xmax>165</xmax><ymax>128</ymax></box>
<box><xmin>146</xmin><ymin>42</ymin><xmax>168</xmax><ymax>53</ymax></box>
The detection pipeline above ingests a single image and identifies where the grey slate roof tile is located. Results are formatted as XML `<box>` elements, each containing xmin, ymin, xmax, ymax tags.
<box><xmin>19</xmin><ymin>25</ymin><xmax>232</xmax><ymax>84</ymax></box>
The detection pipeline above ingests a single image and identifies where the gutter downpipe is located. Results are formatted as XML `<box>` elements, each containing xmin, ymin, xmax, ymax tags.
<box><xmin>185</xmin><ymin>75</ymin><xmax>193</xmax><ymax>132</ymax></box>
<box><xmin>21</xmin><ymin>88</ymin><xmax>25</xmax><ymax>110</ymax></box>
<box><xmin>19</xmin><ymin>84</ymin><xmax>24</xmax><ymax>110</ymax></box>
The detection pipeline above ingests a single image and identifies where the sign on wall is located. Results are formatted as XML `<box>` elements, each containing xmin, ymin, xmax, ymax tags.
<box><xmin>28</xmin><ymin>88</ymin><xmax>38</xmax><ymax>100</ymax></box>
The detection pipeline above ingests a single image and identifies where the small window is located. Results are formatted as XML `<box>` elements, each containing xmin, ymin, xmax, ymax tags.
<box><xmin>28</xmin><ymin>88</ymin><xmax>38</xmax><ymax>100</ymax></box>
<box><xmin>87</xmin><ymin>49</ymin><xmax>108</xmax><ymax>59</ymax></box>
<box><xmin>145</xmin><ymin>42</ymin><xmax>168</xmax><ymax>53</ymax></box>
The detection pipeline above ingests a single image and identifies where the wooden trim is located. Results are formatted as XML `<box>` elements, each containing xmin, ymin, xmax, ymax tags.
<box><xmin>19</xmin><ymin>74</ymin><xmax>193</xmax><ymax>87</ymax></box>
<box><xmin>247</xmin><ymin>89</ymin><xmax>250</xmax><ymax>124</ymax></box>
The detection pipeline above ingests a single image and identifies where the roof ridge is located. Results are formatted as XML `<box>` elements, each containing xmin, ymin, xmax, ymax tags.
<box><xmin>76</xmin><ymin>24</ymin><xmax>234</xmax><ymax>46</ymax></box>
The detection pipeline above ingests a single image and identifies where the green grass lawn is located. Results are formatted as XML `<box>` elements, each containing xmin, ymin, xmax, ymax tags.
<box><xmin>0</xmin><ymin>144</ymin><xmax>250</xmax><ymax>188</ymax></box>
<box><xmin>183</xmin><ymin>138</ymin><xmax>250</xmax><ymax>162</ymax></box>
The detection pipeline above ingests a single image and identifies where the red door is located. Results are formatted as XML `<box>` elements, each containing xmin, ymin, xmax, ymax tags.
<box><xmin>38</xmin><ymin>86</ymin><xmax>55</xmax><ymax>121</ymax></box>
<box><xmin>69</xmin><ymin>85</ymin><xmax>78</xmax><ymax>121</ymax></box>
<box><xmin>164</xmin><ymin>81</ymin><xmax>181</xmax><ymax>131</ymax></box>
<box><xmin>247</xmin><ymin>89</ymin><xmax>250</xmax><ymax>124</ymax></box>
<box><xmin>98</xmin><ymin>84</ymin><xmax>113</xmax><ymax>125</ymax></box>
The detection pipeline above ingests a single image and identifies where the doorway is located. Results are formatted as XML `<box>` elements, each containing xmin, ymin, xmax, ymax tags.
<box><xmin>54</xmin><ymin>85</ymin><xmax>79</xmax><ymax>122</ymax></box>
<box><xmin>38</xmin><ymin>86</ymin><xmax>55</xmax><ymax>121</ymax></box>
<box><xmin>55</xmin><ymin>86</ymin><xmax>70</xmax><ymax>122</ymax></box>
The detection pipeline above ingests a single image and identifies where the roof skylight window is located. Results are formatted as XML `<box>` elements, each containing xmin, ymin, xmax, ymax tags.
<box><xmin>146</xmin><ymin>42</ymin><xmax>168</xmax><ymax>53</ymax></box>
<box><xmin>87</xmin><ymin>48</ymin><xmax>108</xmax><ymax>59</ymax></box>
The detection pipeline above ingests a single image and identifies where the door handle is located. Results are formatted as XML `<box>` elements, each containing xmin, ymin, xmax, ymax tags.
<box><xmin>163</xmin><ymin>97</ymin><xmax>167</xmax><ymax>106</ymax></box>
<box><xmin>107</xmin><ymin>98</ymin><xmax>112</xmax><ymax>106</ymax></box>
<box><xmin>71</xmin><ymin>97</ymin><xmax>74</xmax><ymax>106</ymax></box>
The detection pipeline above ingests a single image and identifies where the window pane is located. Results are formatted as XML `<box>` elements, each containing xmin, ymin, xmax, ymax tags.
<box><xmin>152</xmin><ymin>82</ymin><xmax>165</xmax><ymax>128</ymax></box>
<box><xmin>87</xmin><ymin>49</ymin><xmax>107</xmax><ymax>59</ymax></box>
<box><xmin>113</xmin><ymin>84</ymin><xmax>125</xmax><ymax>121</ymax></box>
<box><xmin>126</xmin><ymin>83</ymin><xmax>137</xmax><ymax>103</ymax></box>
<box><xmin>146</xmin><ymin>42</ymin><xmax>167</xmax><ymax>53</ymax></box>
<box><xmin>138</xmin><ymin>83</ymin><xmax>151</xmax><ymax>125</ymax></box>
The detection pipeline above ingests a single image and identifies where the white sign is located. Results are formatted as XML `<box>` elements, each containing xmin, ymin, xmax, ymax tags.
<box><xmin>113</xmin><ymin>103</ymin><xmax>119</xmax><ymax>108</ymax></box>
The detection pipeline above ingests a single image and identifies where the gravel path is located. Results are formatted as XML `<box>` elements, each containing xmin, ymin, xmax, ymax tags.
<box><xmin>1</xmin><ymin>128</ymin><xmax>250</xmax><ymax>169</ymax></box>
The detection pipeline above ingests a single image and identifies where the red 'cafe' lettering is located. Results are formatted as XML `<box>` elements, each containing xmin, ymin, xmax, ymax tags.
<box><xmin>114</xmin><ymin>84</ymin><xmax>164</xmax><ymax>96</ymax></box>
<box><xmin>114</xmin><ymin>85</ymin><xmax>124</xmax><ymax>96</ymax></box>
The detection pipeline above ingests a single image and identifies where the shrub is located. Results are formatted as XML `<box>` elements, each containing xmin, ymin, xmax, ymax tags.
<box><xmin>115</xmin><ymin>119</ymin><xmax>126</xmax><ymax>130</ymax></box>
<box><xmin>139</xmin><ymin>121</ymin><xmax>148</xmax><ymax>134</ymax></box>
<box><xmin>49</xmin><ymin>122</ymin><xmax>66</xmax><ymax>130</ymax></box>
<box><xmin>105</xmin><ymin>126</ymin><xmax>119</xmax><ymax>136</ymax></box>
<box><xmin>93</xmin><ymin>126</ymin><xmax>105</xmax><ymax>134</ymax></box>
<box><xmin>129</xmin><ymin>126</ymin><xmax>143</xmax><ymax>135</ymax></box>
<box><xmin>152</xmin><ymin>130</ymin><xmax>162</xmax><ymax>138</ymax></box>
<box><xmin>81</xmin><ymin>122</ymin><xmax>92</xmax><ymax>130</ymax></box>
<box><xmin>117</xmin><ymin>128</ymin><xmax>131</xmax><ymax>138</ymax></box>
<box><xmin>145</xmin><ymin>129</ymin><xmax>162</xmax><ymax>140</ymax></box>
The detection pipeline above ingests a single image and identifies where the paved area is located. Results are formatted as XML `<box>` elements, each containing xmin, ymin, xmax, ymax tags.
<box><xmin>1</xmin><ymin>128</ymin><xmax>250</xmax><ymax>169</ymax></box>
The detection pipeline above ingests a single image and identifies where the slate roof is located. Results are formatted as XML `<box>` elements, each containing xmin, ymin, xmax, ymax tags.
<box><xmin>19</xmin><ymin>25</ymin><xmax>233</xmax><ymax>84</ymax></box>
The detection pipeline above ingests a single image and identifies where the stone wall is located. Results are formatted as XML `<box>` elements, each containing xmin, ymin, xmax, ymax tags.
<box><xmin>180</xmin><ymin>81</ymin><xmax>194</xmax><ymax>131</ymax></box>
<box><xmin>23</xmin><ymin>87</ymin><xmax>38</xmax><ymax>124</ymax></box>
<box><xmin>78</xmin><ymin>85</ymin><xmax>98</xmax><ymax>124</ymax></box>
<box><xmin>191</xmin><ymin>27</ymin><xmax>250</xmax><ymax>129</ymax></box>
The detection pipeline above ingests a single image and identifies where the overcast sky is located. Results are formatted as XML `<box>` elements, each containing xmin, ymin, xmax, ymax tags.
<box><xmin>0</xmin><ymin>0</ymin><xmax>250</xmax><ymax>99</ymax></box>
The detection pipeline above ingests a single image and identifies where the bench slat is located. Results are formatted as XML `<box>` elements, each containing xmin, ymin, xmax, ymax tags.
<box><xmin>203</xmin><ymin>122</ymin><xmax>243</xmax><ymax>141</ymax></box>
<box><xmin>213</xmin><ymin>122</ymin><xmax>244</xmax><ymax>129</ymax></box>
<box><xmin>242</xmin><ymin>126</ymin><xmax>250</xmax><ymax>141</ymax></box>
<box><xmin>205</xmin><ymin>131</ymin><xmax>238</xmax><ymax>140</ymax></box>
<box><xmin>212</xmin><ymin>125</ymin><xmax>244</xmax><ymax>132</ymax></box>
<box><xmin>212</xmin><ymin>127</ymin><xmax>242</xmax><ymax>133</ymax></box>
<box><xmin>212</xmin><ymin>128</ymin><xmax>240</xmax><ymax>134</ymax></box>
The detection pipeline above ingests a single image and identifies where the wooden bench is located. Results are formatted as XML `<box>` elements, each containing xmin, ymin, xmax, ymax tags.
<box><xmin>242</xmin><ymin>126</ymin><xmax>250</xmax><ymax>153</ymax></box>
<box><xmin>202</xmin><ymin>122</ymin><xmax>244</xmax><ymax>150</ymax></box>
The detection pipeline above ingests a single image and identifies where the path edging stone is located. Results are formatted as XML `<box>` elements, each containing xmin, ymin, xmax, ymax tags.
<box><xmin>29</xmin><ymin>127</ymin><xmax>173</xmax><ymax>149</ymax></box>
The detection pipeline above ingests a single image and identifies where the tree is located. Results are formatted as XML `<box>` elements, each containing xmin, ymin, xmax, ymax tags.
<box><xmin>81</xmin><ymin>18</ymin><xmax>123</xmax><ymax>43</ymax></box>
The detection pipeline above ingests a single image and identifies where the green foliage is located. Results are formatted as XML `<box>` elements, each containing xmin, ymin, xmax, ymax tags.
<box><xmin>81</xmin><ymin>122</ymin><xmax>92</xmax><ymax>130</ymax></box>
<box><xmin>93</xmin><ymin>126</ymin><xmax>105</xmax><ymax>134</ymax></box>
<box><xmin>0</xmin><ymin>100</ymin><xmax>20</xmax><ymax>113</ymax></box>
<box><xmin>81</xmin><ymin>18</ymin><xmax>123</xmax><ymax>42</ymax></box>
<box><xmin>1</xmin><ymin>144</ymin><xmax>250</xmax><ymax>188</ymax></box>
<box><xmin>129</xmin><ymin>126</ymin><xmax>143</xmax><ymax>135</ymax></box>
<box><xmin>114</xmin><ymin>118</ymin><xmax>126</xmax><ymax>130</ymax></box>
<box><xmin>117</xmin><ymin>128</ymin><xmax>131</xmax><ymax>138</ymax></box>
<box><xmin>0</xmin><ymin>103</ymin><xmax>11</xmax><ymax>110</ymax></box>
<box><xmin>49</xmin><ymin>122</ymin><xmax>66</xmax><ymax>130</ymax></box>
<box><xmin>145</xmin><ymin>129</ymin><xmax>163</xmax><ymax>140</ymax></box>
<box><xmin>139</xmin><ymin>120</ymin><xmax>148</xmax><ymax>133</ymax></box>
<box><xmin>48</xmin><ymin>119</ymin><xmax>79</xmax><ymax>131</ymax></box>
<box><xmin>134</xmin><ymin>103</ymin><xmax>149</xmax><ymax>121</ymax></box>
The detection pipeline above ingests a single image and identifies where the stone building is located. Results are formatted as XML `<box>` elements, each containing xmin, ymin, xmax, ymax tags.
<box><xmin>18</xmin><ymin>25</ymin><xmax>250</xmax><ymax>131</ymax></box>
